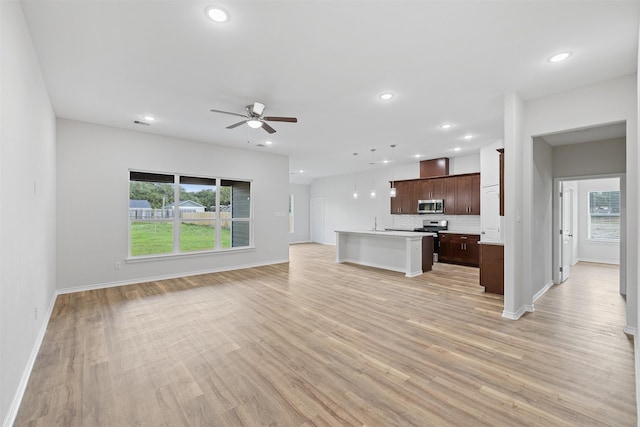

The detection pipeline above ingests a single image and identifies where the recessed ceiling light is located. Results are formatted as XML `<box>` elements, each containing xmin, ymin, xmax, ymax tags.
<box><xmin>299</xmin><ymin>170</ymin><xmax>304</xmax><ymax>173</ymax></box>
<box><xmin>264</xmin><ymin>140</ymin><xmax>273</xmax><ymax>145</ymax></box>
<box><xmin>440</xmin><ymin>123</ymin><xmax>452</xmax><ymax>129</ymax></box>
<box><xmin>205</xmin><ymin>6</ymin><xmax>229</xmax><ymax>23</ymax></box>
<box><xmin>463</xmin><ymin>134</ymin><xmax>473</xmax><ymax>140</ymax></box>
<box><xmin>548</xmin><ymin>51</ymin><xmax>572</xmax><ymax>63</ymax></box>
<box><xmin>454</xmin><ymin>147</ymin><xmax>461</xmax><ymax>152</ymax></box>
<box><xmin>143</xmin><ymin>115</ymin><xmax>156</xmax><ymax>122</ymax></box>
<box><xmin>413</xmin><ymin>154</ymin><xmax>421</xmax><ymax>158</ymax></box>
<box><xmin>379</xmin><ymin>92</ymin><xmax>394</xmax><ymax>100</ymax></box>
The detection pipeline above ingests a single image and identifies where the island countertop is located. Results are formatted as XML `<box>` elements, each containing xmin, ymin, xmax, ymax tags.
<box><xmin>334</xmin><ymin>229</ymin><xmax>436</xmax><ymax>238</ymax></box>
<box><xmin>335</xmin><ymin>230</ymin><xmax>435</xmax><ymax>277</ymax></box>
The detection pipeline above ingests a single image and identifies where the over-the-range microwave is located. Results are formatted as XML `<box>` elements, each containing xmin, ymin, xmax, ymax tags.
<box><xmin>418</xmin><ymin>199</ymin><xmax>444</xmax><ymax>214</ymax></box>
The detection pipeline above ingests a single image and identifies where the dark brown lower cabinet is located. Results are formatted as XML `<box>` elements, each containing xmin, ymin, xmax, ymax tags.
<box><xmin>479</xmin><ymin>243</ymin><xmax>504</xmax><ymax>294</ymax></box>
<box><xmin>438</xmin><ymin>233</ymin><xmax>480</xmax><ymax>267</ymax></box>
<box><xmin>422</xmin><ymin>235</ymin><xmax>434</xmax><ymax>272</ymax></box>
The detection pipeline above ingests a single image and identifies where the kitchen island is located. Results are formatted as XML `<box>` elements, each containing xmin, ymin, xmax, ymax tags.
<box><xmin>335</xmin><ymin>230</ymin><xmax>435</xmax><ymax>277</ymax></box>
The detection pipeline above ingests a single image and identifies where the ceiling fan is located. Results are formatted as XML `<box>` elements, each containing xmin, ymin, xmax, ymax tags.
<box><xmin>210</xmin><ymin>102</ymin><xmax>298</xmax><ymax>134</ymax></box>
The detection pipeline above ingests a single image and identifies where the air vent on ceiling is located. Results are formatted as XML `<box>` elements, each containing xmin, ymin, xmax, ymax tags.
<box><xmin>133</xmin><ymin>120</ymin><xmax>150</xmax><ymax>126</ymax></box>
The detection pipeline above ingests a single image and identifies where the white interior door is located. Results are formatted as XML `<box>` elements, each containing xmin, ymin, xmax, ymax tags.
<box><xmin>560</xmin><ymin>185</ymin><xmax>574</xmax><ymax>282</ymax></box>
<box><xmin>310</xmin><ymin>198</ymin><xmax>323</xmax><ymax>243</ymax></box>
<box><xmin>480</xmin><ymin>185</ymin><xmax>501</xmax><ymax>242</ymax></box>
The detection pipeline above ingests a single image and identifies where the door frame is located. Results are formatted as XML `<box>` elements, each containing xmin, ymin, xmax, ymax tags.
<box><xmin>552</xmin><ymin>174</ymin><xmax>625</xmax><ymax>295</ymax></box>
<box><xmin>557</xmin><ymin>181</ymin><xmax>575</xmax><ymax>283</ymax></box>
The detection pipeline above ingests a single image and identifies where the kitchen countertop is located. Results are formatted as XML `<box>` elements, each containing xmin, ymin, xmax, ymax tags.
<box><xmin>335</xmin><ymin>229</ymin><xmax>436</xmax><ymax>238</ymax></box>
<box><xmin>438</xmin><ymin>230</ymin><xmax>481</xmax><ymax>235</ymax></box>
<box><xmin>478</xmin><ymin>240</ymin><xmax>504</xmax><ymax>246</ymax></box>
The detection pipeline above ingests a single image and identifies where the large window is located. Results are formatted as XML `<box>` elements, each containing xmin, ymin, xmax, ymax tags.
<box><xmin>129</xmin><ymin>171</ymin><xmax>252</xmax><ymax>257</ymax></box>
<box><xmin>588</xmin><ymin>190</ymin><xmax>620</xmax><ymax>241</ymax></box>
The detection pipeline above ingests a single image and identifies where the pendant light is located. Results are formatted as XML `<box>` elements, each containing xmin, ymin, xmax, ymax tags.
<box><xmin>389</xmin><ymin>144</ymin><xmax>397</xmax><ymax>198</ymax></box>
<box><xmin>352</xmin><ymin>153</ymin><xmax>359</xmax><ymax>199</ymax></box>
<box><xmin>369</xmin><ymin>149</ymin><xmax>376</xmax><ymax>199</ymax></box>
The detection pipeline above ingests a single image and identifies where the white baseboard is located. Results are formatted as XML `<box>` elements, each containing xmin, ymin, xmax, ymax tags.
<box><xmin>533</xmin><ymin>281</ymin><xmax>554</xmax><ymax>303</ymax></box>
<box><xmin>624</xmin><ymin>325</ymin><xmax>637</xmax><ymax>336</ymax></box>
<box><xmin>57</xmin><ymin>258</ymin><xmax>290</xmax><ymax>295</ymax></box>
<box><xmin>3</xmin><ymin>290</ymin><xmax>57</xmax><ymax>427</ymax></box>
<box><xmin>576</xmin><ymin>257</ymin><xmax>620</xmax><ymax>266</ymax></box>
<box><xmin>502</xmin><ymin>304</ymin><xmax>534</xmax><ymax>320</ymax></box>
<box><xmin>289</xmin><ymin>240</ymin><xmax>311</xmax><ymax>245</ymax></box>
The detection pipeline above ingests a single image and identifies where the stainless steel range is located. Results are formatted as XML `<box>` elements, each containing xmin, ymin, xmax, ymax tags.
<box><xmin>414</xmin><ymin>220</ymin><xmax>448</xmax><ymax>262</ymax></box>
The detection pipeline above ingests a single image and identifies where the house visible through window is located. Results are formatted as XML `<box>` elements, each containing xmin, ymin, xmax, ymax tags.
<box><xmin>588</xmin><ymin>190</ymin><xmax>620</xmax><ymax>241</ymax></box>
<box><xmin>129</xmin><ymin>171</ymin><xmax>252</xmax><ymax>257</ymax></box>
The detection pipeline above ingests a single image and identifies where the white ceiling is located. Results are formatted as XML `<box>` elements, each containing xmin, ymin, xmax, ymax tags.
<box><xmin>21</xmin><ymin>1</ymin><xmax>640</xmax><ymax>184</ymax></box>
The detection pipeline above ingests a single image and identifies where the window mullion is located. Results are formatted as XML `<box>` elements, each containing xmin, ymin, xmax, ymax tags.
<box><xmin>215</xmin><ymin>178</ymin><xmax>221</xmax><ymax>249</ymax></box>
<box><xmin>173</xmin><ymin>174</ymin><xmax>180</xmax><ymax>253</ymax></box>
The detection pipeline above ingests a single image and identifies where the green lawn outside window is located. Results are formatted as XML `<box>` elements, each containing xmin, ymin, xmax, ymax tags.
<box><xmin>130</xmin><ymin>222</ymin><xmax>231</xmax><ymax>256</ymax></box>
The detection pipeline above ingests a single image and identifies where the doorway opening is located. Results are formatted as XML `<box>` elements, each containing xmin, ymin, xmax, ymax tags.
<box><xmin>534</xmin><ymin>120</ymin><xmax>626</xmax><ymax>314</ymax></box>
<box><xmin>553</xmin><ymin>176</ymin><xmax>622</xmax><ymax>292</ymax></box>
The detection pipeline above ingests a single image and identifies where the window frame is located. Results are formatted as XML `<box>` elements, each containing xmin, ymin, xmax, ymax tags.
<box><xmin>288</xmin><ymin>193</ymin><xmax>295</xmax><ymax>234</ymax></box>
<box><xmin>128</xmin><ymin>169</ymin><xmax>254</xmax><ymax>260</ymax></box>
<box><xmin>587</xmin><ymin>189</ymin><xmax>620</xmax><ymax>242</ymax></box>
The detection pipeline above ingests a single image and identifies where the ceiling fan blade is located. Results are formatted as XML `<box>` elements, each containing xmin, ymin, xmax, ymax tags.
<box><xmin>226</xmin><ymin>120</ymin><xmax>246</xmax><ymax>129</ymax></box>
<box><xmin>261</xmin><ymin>122</ymin><xmax>277</xmax><ymax>134</ymax></box>
<box><xmin>210</xmin><ymin>109</ymin><xmax>247</xmax><ymax>118</ymax></box>
<box><xmin>253</xmin><ymin>102</ymin><xmax>265</xmax><ymax>116</ymax></box>
<box><xmin>264</xmin><ymin>116</ymin><xmax>298</xmax><ymax>123</ymax></box>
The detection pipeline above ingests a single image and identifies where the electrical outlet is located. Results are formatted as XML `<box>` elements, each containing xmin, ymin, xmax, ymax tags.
<box><xmin>114</xmin><ymin>261</ymin><xmax>121</xmax><ymax>270</ymax></box>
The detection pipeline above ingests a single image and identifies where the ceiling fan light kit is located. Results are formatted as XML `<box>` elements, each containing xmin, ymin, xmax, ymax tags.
<box><xmin>210</xmin><ymin>101</ymin><xmax>297</xmax><ymax>134</ymax></box>
<box><xmin>205</xmin><ymin>6</ymin><xmax>229</xmax><ymax>23</ymax></box>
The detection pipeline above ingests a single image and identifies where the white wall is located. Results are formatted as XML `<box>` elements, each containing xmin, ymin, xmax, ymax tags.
<box><xmin>480</xmin><ymin>139</ymin><xmax>503</xmax><ymax>188</ymax></box>
<box><xmin>532</xmin><ymin>138</ymin><xmax>553</xmax><ymax>296</ymax></box>
<box><xmin>56</xmin><ymin>119</ymin><xmax>290</xmax><ymax>291</ymax></box>
<box><xmin>449</xmin><ymin>153</ymin><xmax>481</xmax><ymax>175</ymax></box>
<box><xmin>514</xmin><ymin>74</ymin><xmax>637</xmax><ymax>333</ymax></box>
<box><xmin>577</xmin><ymin>178</ymin><xmax>620</xmax><ymax>264</ymax></box>
<box><xmin>0</xmin><ymin>2</ymin><xmax>57</xmax><ymax>425</ymax></box>
<box><xmin>289</xmin><ymin>183</ymin><xmax>310</xmax><ymax>243</ymax></box>
<box><xmin>309</xmin><ymin>155</ymin><xmax>480</xmax><ymax>245</ymax></box>
<box><xmin>553</xmin><ymin>138</ymin><xmax>626</xmax><ymax>178</ymax></box>
<box><xmin>504</xmin><ymin>92</ymin><xmax>527</xmax><ymax>318</ymax></box>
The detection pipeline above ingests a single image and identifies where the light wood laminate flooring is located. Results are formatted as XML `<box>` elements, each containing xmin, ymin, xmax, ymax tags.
<box><xmin>15</xmin><ymin>244</ymin><xmax>636</xmax><ymax>426</ymax></box>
